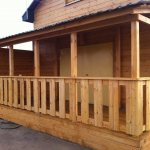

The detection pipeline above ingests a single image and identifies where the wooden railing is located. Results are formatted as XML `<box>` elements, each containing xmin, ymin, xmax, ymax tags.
<box><xmin>0</xmin><ymin>76</ymin><xmax>149</xmax><ymax>136</ymax></box>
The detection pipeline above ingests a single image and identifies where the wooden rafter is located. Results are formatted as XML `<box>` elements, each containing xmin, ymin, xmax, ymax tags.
<box><xmin>138</xmin><ymin>14</ymin><xmax>150</xmax><ymax>25</ymax></box>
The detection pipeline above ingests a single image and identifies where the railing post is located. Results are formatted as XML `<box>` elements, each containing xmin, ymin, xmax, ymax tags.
<box><xmin>126</xmin><ymin>81</ymin><xmax>143</xmax><ymax>136</ymax></box>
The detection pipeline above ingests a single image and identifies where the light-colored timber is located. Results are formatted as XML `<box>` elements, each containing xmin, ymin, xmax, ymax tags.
<box><xmin>0</xmin><ymin>1</ymin><xmax>150</xmax><ymax>149</ymax></box>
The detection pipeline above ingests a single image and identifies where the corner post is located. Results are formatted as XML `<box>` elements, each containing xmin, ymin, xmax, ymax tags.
<box><xmin>70</xmin><ymin>32</ymin><xmax>77</xmax><ymax>122</ymax></box>
<box><xmin>128</xmin><ymin>21</ymin><xmax>143</xmax><ymax>136</ymax></box>
<box><xmin>9</xmin><ymin>45</ymin><xmax>14</xmax><ymax>76</ymax></box>
<box><xmin>131</xmin><ymin>21</ymin><xmax>140</xmax><ymax>78</ymax></box>
<box><xmin>34</xmin><ymin>40</ymin><xmax>40</xmax><ymax>76</ymax></box>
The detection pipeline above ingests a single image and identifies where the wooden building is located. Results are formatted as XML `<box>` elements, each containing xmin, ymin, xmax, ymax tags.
<box><xmin>0</xmin><ymin>0</ymin><xmax>150</xmax><ymax>149</ymax></box>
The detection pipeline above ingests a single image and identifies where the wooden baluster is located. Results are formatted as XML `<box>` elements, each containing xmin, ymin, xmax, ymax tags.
<box><xmin>81</xmin><ymin>80</ymin><xmax>89</xmax><ymax>124</ymax></box>
<box><xmin>113</xmin><ymin>81</ymin><xmax>119</xmax><ymax>131</ymax></box>
<box><xmin>20</xmin><ymin>79</ymin><xmax>25</xmax><ymax>109</ymax></box>
<box><xmin>146</xmin><ymin>80</ymin><xmax>150</xmax><ymax>131</ymax></box>
<box><xmin>26</xmin><ymin>79</ymin><xmax>31</xmax><ymax>110</ymax></box>
<box><xmin>50</xmin><ymin>79</ymin><xmax>56</xmax><ymax>116</ymax></box>
<box><xmin>109</xmin><ymin>81</ymin><xmax>119</xmax><ymax>130</ymax></box>
<box><xmin>34</xmin><ymin>79</ymin><xmax>39</xmax><ymax>113</ymax></box>
<box><xmin>8</xmin><ymin>78</ymin><xmax>13</xmax><ymax>107</ymax></box>
<box><xmin>13</xmin><ymin>78</ymin><xmax>18</xmax><ymax>108</ymax></box>
<box><xmin>69</xmin><ymin>79</ymin><xmax>76</xmax><ymax>121</ymax></box>
<box><xmin>41</xmin><ymin>79</ymin><xmax>47</xmax><ymax>114</ymax></box>
<box><xmin>59</xmin><ymin>79</ymin><xmax>65</xmax><ymax>118</ymax></box>
<box><xmin>109</xmin><ymin>81</ymin><xmax>114</xmax><ymax>129</ymax></box>
<box><xmin>0</xmin><ymin>78</ymin><xmax>4</xmax><ymax>104</ymax></box>
<box><xmin>94</xmin><ymin>80</ymin><xmax>103</xmax><ymax>127</ymax></box>
<box><xmin>4</xmin><ymin>78</ymin><xmax>8</xmax><ymax>105</ymax></box>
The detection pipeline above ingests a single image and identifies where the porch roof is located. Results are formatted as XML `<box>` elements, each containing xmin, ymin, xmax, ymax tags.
<box><xmin>0</xmin><ymin>1</ymin><xmax>150</xmax><ymax>47</ymax></box>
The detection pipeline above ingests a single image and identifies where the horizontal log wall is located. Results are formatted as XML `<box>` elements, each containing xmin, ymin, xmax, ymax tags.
<box><xmin>0</xmin><ymin>48</ymin><xmax>34</xmax><ymax>76</ymax></box>
<box><xmin>34</xmin><ymin>0</ymin><xmax>139</xmax><ymax>29</ymax></box>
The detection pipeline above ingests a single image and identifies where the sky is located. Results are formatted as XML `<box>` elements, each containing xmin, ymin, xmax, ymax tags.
<box><xmin>0</xmin><ymin>0</ymin><xmax>33</xmax><ymax>50</ymax></box>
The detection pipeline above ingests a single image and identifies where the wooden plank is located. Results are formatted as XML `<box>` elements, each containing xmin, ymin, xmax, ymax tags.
<box><xmin>71</xmin><ymin>32</ymin><xmax>77</xmax><ymax>77</ymax></box>
<box><xmin>13</xmin><ymin>78</ymin><xmax>18</xmax><ymax>108</ymax></box>
<box><xmin>34</xmin><ymin>40</ymin><xmax>40</xmax><ymax>76</ymax></box>
<box><xmin>33</xmin><ymin>79</ymin><xmax>39</xmax><ymax>113</ymax></box>
<box><xmin>69</xmin><ymin>79</ymin><xmax>76</xmax><ymax>121</ymax></box>
<box><xmin>9</xmin><ymin>45</ymin><xmax>14</xmax><ymax>76</ymax></box>
<box><xmin>109</xmin><ymin>81</ymin><xmax>114</xmax><ymax>129</ymax></box>
<box><xmin>81</xmin><ymin>80</ymin><xmax>89</xmax><ymax>124</ymax></box>
<box><xmin>8</xmin><ymin>78</ymin><xmax>13</xmax><ymax>107</ymax></box>
<box><xmin>50</xmin><ymin>79</ymin><xmax>56</xmax><ymax>116</ymax></box>
<box><xmin>41</xmin><ymin>79</ymin><xmax>47</xmax><ymax>114</ymax></box>
<box><xmin>131</xmin><ymin>21</ymin><xmax>140</xmax><ymax>78</ymax></box>
<box><xmin>0</xmin><ymin>78</ymin><xmax>4</xmax><ymax>104</ymax></box>
<box><xmin>94</xmin><ymin>80</ymin><xmax>103</xmax><ymax>127</ymax></box>
<box><xmin>26</xmin><ymin>79</ymin><xmax>31</xmax><ymax>110</ymax></box>
<box><xmin>3</xmin><ymin>78</ymin><xmax>8</xmax><ymax>105</ymax></box>
<box><xmin>59</xmin><ymin>79</ymin><xmax>65</xmax><ymax>118</ymax></box>
<box><xmin>113</xmin><ymin>81</ymin><xmax>119</xmax><ymax>131</ymax></box>
<box><xmin>20</xmin><ymin>79</ymin><xmax>25</xmax><ymax>109</ymax></box>
<box><xmin>146</xmin><ymin>80</ymin><xmax>150</xmax><ymax>131</ymax></box>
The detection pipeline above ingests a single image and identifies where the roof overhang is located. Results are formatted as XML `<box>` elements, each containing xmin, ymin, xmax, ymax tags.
<box><xmin>0</xmin><ymin>2</ymin><xmax>150</xmax><ymax>47</ymax></box>
<box><xmin>22</xmin><ymin>0</ymin><xmax>41</xmax><ymax>23</ymax></box>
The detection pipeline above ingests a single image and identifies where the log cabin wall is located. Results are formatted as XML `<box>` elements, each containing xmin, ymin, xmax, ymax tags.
<box><xmin>34</xmin><ymin>0</ymin><xmax>140</xmax><ymax>29</ymax></box>
<box><xmin>0</xmin><ymin>48</ymin><xmax>34</xmax><ymax>76</ymax></box>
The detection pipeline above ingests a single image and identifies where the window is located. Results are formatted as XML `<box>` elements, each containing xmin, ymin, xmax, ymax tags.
<box><xmin>65</xmin><ymin>0</ymin><xmax>80</xmax><ymax>5</ymax></box>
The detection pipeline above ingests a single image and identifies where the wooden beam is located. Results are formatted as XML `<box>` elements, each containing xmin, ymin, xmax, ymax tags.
<box><xmin>9</xmin><ymin>45</ymin><xmax>14</xmax><ymax>76</ymax></box>
<box><xmin>71</xmin><ymin>32</ymin><xmax>77</xmax><ymax>77</ymax></box>
<box><xmin>0</xmin><ymin>13</ymin><xmax>140</xmax><ymax>47</ymax></box>
<box><xmin>138</xmin><ymin>14</ymin><xmax>150</xmax><ymax>25</ymax></box>
<box><xmin>34</xmin><ymin>40</ymin><xmax>40</xmax><ymax>76</ymax></box>
<box><xmin>131</xmin><ymin>21</ymin><xmax>140</xmax><ymax>78</ymax></box>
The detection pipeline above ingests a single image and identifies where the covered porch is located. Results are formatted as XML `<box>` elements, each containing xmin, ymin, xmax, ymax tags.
<box><xmin>0</xmin><ymin>10</ymin><xmax>150</xmax><ymax>146</ymax></box>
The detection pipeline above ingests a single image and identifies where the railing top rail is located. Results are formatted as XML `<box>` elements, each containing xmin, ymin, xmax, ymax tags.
<box><xmin>0</xmin><ymin>76</ymin><xmax>148</xmax><ymax>81</ymax></box>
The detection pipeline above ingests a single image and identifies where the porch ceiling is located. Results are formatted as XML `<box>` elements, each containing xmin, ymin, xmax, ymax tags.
<box><xmin>0</xmin><ymin>2</ymin><xmax>150</xmax><ymax>47</ymax></box>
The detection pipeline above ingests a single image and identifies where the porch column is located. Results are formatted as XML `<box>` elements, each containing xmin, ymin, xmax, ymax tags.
<box><xmin>131</xmin><ymin>21</ymin><xmax>140</xmax><ymax>78</ymax></box>
<box><xmin>70</xmin><ymin>32</ymin><xmax>77</xmax><ymax>122</ymax></box>
<box><xmin>34</xmin><ymin>40</ymin><xmax>40</xmax><ymax>76</ymax></box>
<box><xmin>9</xmin><ymin>45</ymin><xmax>14</xmax><ymax>76</ymax></box>
<box><xmin>71</xmin><ymin>32</ymin><xmax>77</xmax><ymax>77</ymax></box>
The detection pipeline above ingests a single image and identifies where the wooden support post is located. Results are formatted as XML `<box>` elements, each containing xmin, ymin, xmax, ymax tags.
<box><xmin>71</xmin><ymin>32</ymin><xmax>77</xmax><ymax>77</ymax></box>
<box><xmin>9</xmin><ymin>45</ymin><xmax>14</xmax><ymax>76</ymax></box>
<box><xmin>131</xmin><ymin>21</ymin><xmax>140</xmax><ymax>78</ymax></box>
<box><xmin>70</xmin><ymin>32</ymin><xmax>78</xmax><ymax>122</ymax></box>
<box><xmin>114</xmin><ymin>28</ymin><xmax>121</xmax><ymax>77</ymax></box>
<box><xmin>34</xmin><ymin>40</ymin><xmax>40</xmax><ymax>76</ymax></box>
